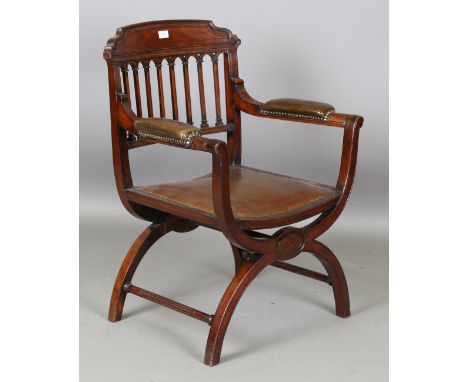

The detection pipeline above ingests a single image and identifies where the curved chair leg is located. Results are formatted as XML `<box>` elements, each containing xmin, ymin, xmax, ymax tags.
<box><xmin>230</xmin><ymin>244</ymin><xmax>245</xmax><ymax>274</ymax></box>
<box><xmin>204</xmin><ymin>252</ymin><xmax>275</xmax><ymax>366</ymax></box>
<box><xmin>305</xmin><ymin>240</ymin><xmax>350</xmax><ymax>318</ymax></box>
<box><xmin>108</xmin><ymin>222</ymin><xmax>175</xmax><ymax>322</ymax></box>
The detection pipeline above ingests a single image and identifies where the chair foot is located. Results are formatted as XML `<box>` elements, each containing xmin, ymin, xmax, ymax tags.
<box><xmin>108</xmin><ymin>221</ymin><xmax>185</xmax><ymax>322</ymax></box>
<box><xmin>204</xmin><ymin>359</ymin><xmax>218</xmax><ymax>367</ymax></box>
<box><xmin>204</xmin><ymin>252</ymin><xmax>275</xmax><ymax>366</ymax></box>
<box><xmin>305</xmin><ymin>240</ymin><xmax>350</xmax><ymax>318</ymax></box>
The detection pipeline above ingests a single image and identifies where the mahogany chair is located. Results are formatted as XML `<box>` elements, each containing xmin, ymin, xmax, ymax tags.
<box><xmin>103</xmin><ymin>20</ymin><xmax>363</xmax><ymax>366</ymax></box>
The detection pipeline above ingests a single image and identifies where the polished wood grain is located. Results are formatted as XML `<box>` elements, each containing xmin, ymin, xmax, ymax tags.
<box><xmin>167</xmin><ymin>57</ymin><xmax>179</xmax><ymax>120</ymax></box>
<box><xmin>142</xmin><ymin>61</ymin><xmax>154</xmax><ymax>117</ymax></box>
<box><xmin>108</xmin><ymin>222</ymin><xmax>172</xmax><ymax>322</ymax></box>
<box><xmin>181</xmin><ymin>56</ymin><xmax>193</xmax><ymax>124</ymax></box>
<box><xmin>126</xmin><ymin>284</ymin><xmax>213</xmax><ymax>324</ymax></box>
<box><xmin>211</xmin><ymin>53</ymin><xmax>223</xmax><ymax>126</ymax></box>
<box><xmin>103</xmin><ymin>19</ymin><xmax>363</xmax><ymax>366</ymax></box>
<box><xmin>155</xmin><ymin>59</ymin><xmax>166</xmax><ymax>118</ymax></box>
<box><xmin>196</xmin><ymin>55</ymin><xmax>209</xmax><ymax>127</ymax></box>
<box><xmin>130</xmin><ymin>63</ymin><xmax>142</xmax><ymax>117</ymax></box>
<box><xmin>120</xmin><ymin>65</ymin><xmax>131</xmax><ymax>107</ymax></box>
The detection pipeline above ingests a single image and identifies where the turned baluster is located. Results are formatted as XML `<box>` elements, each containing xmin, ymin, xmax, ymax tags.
<box><xmin>211</xmin><ymin>53</ymin><xmax>223</xmax><ymax>126</ymax></box>
<box><xmin>154</xmin><ymin>59</ymin><xmax>166</xmax><ymax>118</ymax></box>
<box><xmin>130</xmin><ymin>62</ymin><xmax>142</xmax><ymax>118</ymax></box>
<box><xmin>120</xmin><ymin>64</ymin><xmax>131</xmax><ymax>107</ymax></box>
<box><xmin>167</xmin><ymin>57</ymin><xmax>179</xmax><ymax>120</ymax></box>
<box><xmin>181</xmin><ymin>56</ymin><xmax>193</xmax><ymax>125</ymax></box>
<box><xmin>196</xmin><ymin>55</ymin><xmax>209</xmax><ymax>128</ymax></box>
<box><xmin>142</xmin><ymin>61</ymin><xmax>154</xmax><ymax>117</ymax></box>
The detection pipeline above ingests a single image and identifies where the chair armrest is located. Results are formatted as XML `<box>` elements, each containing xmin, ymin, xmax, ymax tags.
<box><xmin>231</xmin><ymin>77</ymin><xmax>362</xmax><ymax>128</ymax></box>
<box><xmin>115</xmin><ymin>93</ymin><xmax>203</xmax><ymax>146</ymax></box>
<box><xmin>134</xmin><ymin>118</ymin><xmax>202</xmax><ymax>146</ymax></box>
<box><xmin>261</xmin><ymin>98</ymin><xmax>335</xmax><ymax>121</ymax></box>
<box><xmin>115</xmin><ymin>93</ymin><xmax>138</xmax><ymax>134</ymax></box>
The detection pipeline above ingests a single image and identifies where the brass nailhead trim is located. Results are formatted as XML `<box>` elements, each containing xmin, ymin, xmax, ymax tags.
<box><xmin>260</xmin><ymin>109</ymin><xmax>333</xmax><ymax>121</ymax></box>
<box><xmin>137</xmin><ymin>130</ymin><xmax>201</xmax><ymax>146</ymax></box>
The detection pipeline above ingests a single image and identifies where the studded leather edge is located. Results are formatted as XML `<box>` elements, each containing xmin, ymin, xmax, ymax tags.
<box><xmin>260</xmin><ymin>109</ymin><xmax>334</xmax><ymax>121</ymax></box>
<box><xmin>137</xmin><ymin>130</ymin><xmax>202</xmax><ymax>146</ymax></box>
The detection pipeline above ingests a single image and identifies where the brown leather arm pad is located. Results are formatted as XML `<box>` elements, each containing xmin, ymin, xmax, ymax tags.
<box><xmin>260</xmin><ymin>98</ymin><xmax>335</xmax><ymax>121</ymax></box>
<box><xmin>134</xmin><ymin>118</ymin><xmax>202</xmax><ymax>145</ymax></box>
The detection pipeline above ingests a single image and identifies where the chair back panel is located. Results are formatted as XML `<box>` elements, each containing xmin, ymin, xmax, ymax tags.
<box><xmin>104</xmin><ymin>20</ymin><xmax>240</xmax><ymax>128</ymax></box>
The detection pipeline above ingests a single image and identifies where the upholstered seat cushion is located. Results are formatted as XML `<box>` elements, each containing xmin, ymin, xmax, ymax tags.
<box><xmin>129</xmin><ymin>166</ymin><xmax>340</xmax><ymax>223</ymax></box>
<box><xmin>261</xmin><ymin>98</ymin><xmax>335</xmax><ymax>120</ymax></box>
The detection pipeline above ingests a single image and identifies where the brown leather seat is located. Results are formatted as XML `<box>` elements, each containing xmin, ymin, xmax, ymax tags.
<box><xmin>128</xmin><ymin>166</ymin><xmax>340</xmax><ymax>229</ymax></box>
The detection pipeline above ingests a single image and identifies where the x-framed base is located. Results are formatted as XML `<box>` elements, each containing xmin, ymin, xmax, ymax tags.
<box><xmin>108</xmin><ymin>219</ymin><xmax>350</xmax><ymax>367</ymax></box>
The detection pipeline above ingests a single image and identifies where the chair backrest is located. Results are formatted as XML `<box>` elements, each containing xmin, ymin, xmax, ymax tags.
<box><xmin>104</xmin><ymin>20</ymin><xmax>241</xmax><ymax>128</ymax></box>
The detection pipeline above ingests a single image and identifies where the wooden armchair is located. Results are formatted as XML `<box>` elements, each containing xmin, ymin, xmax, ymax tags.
<box><xmin>103</xmin><ymin>20</ymin><xmax>363</xmax><ymax>366</ymax></box>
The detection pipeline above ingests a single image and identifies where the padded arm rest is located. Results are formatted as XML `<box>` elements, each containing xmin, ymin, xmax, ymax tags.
<box><xmin>260</xmin><ymin>98</ymin><xmax>335</xmax><ymax>121</ymax></box>
<box><xmin>134</xmin><ymin>118</ymin><xmax>202</xmax><ymax>145</ymax></box>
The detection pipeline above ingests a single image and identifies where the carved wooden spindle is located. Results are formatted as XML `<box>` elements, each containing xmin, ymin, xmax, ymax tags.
<box><xmin>181</xmin><ymin>56</ymin><xmax>193</xmax><ymax>125</ymax></box>
<box><xmin>154</xmin><ymin>59</ymin><xmax>166</xmax><ymax>118</ymax></box>
<box><xmin>120</xmin><ymin>65</ymin><xmax>131</xmax><ymax>107</ymax></box>
<box><xmin>130</xmin><ymin>62</ymin><xmax>142</xmax><ymax>118</ymax></box>
<box><xmin>142</xmin><ymin>61</ymin><xmax>154</xmax><ymax>117</ymax></box>
<box><xmin>167</xmin><ymin>57</ymin><xmax>179</xmax><ymax>120</ymax></box>
<box><xmin>211</xmin><ymin>53</ymin><xmax>224</xmax><ymax>126</ymax></box>
<box><xmin>196</xmin><ymin>55</ymin><xmax>209</xmax><ymax>128</ymax></box>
